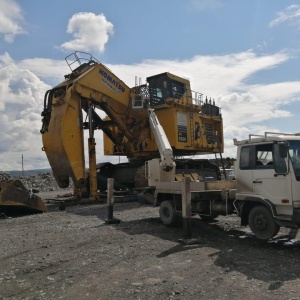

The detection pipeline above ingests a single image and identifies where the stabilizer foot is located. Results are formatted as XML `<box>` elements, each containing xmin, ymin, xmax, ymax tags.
<box><xmin>105</xmin><ymin>218</ymin><xmax>120</xmax><ymax>225</ymax></box>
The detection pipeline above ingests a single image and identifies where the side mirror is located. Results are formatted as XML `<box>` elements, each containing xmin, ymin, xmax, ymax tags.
<box><xmin>278</xmin><ymin>143</ymin><xmax>288</xmax><ymax>158</ymax></box>
<box><xmin>273</xmin><ymin>142</ymin><xmax>288</xmax><ymax>175</ymax></box>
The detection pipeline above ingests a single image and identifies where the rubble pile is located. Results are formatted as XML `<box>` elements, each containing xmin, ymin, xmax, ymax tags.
<box><xmin>20</xmin><ymin>173</ymin><xmax>61</xmax><ymax>192</ymax></box>
<box><xmin>0</xmin><ymin>172</ymin><xmax>73</xmax><ymax>192</ymax></box>
<box><xmin>0</xmin><ymin>173</ymin><xmax>11</xmax><ymax>181</ymax></box>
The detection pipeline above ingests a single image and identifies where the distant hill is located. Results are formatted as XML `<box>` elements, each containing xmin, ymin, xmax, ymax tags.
<box><xmin>3</xmin><ymin>169</ymin><xmax>52</xmax><ymax>177</ymax></box>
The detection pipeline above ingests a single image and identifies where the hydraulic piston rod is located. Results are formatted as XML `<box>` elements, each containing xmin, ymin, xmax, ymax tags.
<box><xmin>88</xmin><ymin>106</ymin><xmax>98</xmax><ymax>198</ymax></box>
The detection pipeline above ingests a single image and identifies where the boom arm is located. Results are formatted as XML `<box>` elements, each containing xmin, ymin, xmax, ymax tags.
<box><xmin>41</xmin><ymin>54</ymin><xmax>146</xmax><ymax>195</ymax></box>
<box><xmin>148</xmin><ymin>109</ymin><xmax>174</xmax><ymax>171</ymax></box>
<box><xmin>147</xmin><ymin>109</ymin><xmax>176</xmax><ymax>186</ymax></box>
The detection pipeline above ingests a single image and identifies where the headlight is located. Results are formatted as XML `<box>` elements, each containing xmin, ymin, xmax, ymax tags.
<box><xmin>293</xmin><ymin>200</ymin><xmax>300</xmax><ymax>208</ymax></box>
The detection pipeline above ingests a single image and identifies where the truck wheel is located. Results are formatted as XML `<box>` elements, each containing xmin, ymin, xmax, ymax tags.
<box><xmin>248</xmin><ymin>206</ymin><xmax>280</xmax><ymax>240</ymax></box>
<box><xmin>159</xmin><ymin>200</ymin><xmax>178</xmax><ymax>226</ymax></box>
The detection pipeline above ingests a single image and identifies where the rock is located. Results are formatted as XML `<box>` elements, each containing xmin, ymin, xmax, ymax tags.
<box><xmin>0</xmin><ymin>172</ymin><xmax>73</xmax><ymax>192</ymax></box>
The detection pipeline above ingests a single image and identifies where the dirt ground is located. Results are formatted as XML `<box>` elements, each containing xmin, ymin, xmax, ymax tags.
<box><xmin>1</xmin><ymin>190</ymin><xmax>300</xmax><ymax>300</ymax></box>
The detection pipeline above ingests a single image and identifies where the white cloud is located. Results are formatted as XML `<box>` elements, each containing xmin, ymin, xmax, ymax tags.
<box><xmin>18</xmin><ymin>58</ymin><xmax>69</xmax><ymax>85</ymax></box>
<box><xmin>0</xmin><ymin>53</ymin><xmax>51</xmax><ymax>170</ymax></box>
<box><xmin>219</xmin><ymin>91</ymin><xmax>291</xmax><ymax>140</ymax></box>
<box><xmin>215</xmin><ymin>79</ymin><xmax>300</xmax><ymax>158</ymax></box>
<box><xmin>108</xmin><ymin>50</ymin><xmax>289</xmax><ymax>97</ymax></box>
<box><xmin>60</xmin><ymin>12</ymin><xmax>114</xmax><ymax>53</ymax></box>
<box><xmin>0</xmin><ymin>0</ymin><xmax>26</xmax><ymax>43</ymax></box>
<box><xmin>270</xmin><ymin>5</ymin><xmax>300</xmax><ymax>28</ymax></box>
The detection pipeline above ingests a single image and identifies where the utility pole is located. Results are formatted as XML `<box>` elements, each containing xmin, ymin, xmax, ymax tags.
<box><xmin>22</xmin><ymin>154</ymin><xmax>24</xmax><ymax>176</ymax></box>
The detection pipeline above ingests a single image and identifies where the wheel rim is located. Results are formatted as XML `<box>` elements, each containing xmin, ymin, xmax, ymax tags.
<box><xmin>253</xmin><ymin>214</ymin><xmax>267</xmax><ymax>230</ymax></box>
<box><xmin>162</xmin><ymin>207</ymin><xmax>170</xmax><ymax>218</ymax></box>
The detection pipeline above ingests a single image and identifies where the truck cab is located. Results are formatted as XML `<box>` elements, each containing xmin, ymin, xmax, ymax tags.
<box><xmin>234</xmin><ymin>132</ymin><xmax>300</xmax><ymax>239</ymax></box>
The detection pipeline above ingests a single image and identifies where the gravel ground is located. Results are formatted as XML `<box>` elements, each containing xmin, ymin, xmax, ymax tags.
<box><xmin>1</xmin><ymin>189</ymin><xmax>300</xmax><ymax>300</ymax></box>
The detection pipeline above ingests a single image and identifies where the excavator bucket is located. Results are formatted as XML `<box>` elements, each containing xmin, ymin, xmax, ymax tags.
<box><xmin>0</xmin><ymin>180</ymin><xmax>47</xmax><ymax>214</ymax></box>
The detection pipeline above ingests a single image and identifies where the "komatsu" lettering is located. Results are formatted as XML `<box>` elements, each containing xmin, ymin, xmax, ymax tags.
<box><xmin>99</xmin><ymin>69</ymin><xmax>125</xmax><ymax>93</ymax></box>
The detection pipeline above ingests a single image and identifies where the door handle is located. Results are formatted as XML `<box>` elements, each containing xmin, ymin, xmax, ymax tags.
<box><xmin>253</xmin><ymin>180</ymin><xmax>262</xmax><ymax>183</ymax></box>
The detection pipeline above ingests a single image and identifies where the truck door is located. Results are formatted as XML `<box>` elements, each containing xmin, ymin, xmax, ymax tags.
<box><xmin>252</xmin><ymin>143</ymin><xmax>292</xmax><ymax>216</ymax></box>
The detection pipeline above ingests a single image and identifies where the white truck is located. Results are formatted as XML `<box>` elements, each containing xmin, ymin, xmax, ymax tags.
<box><xmin>148</xmin><ymin>130</ymin><xmax>300</xmax><ymax>240</ymax></box>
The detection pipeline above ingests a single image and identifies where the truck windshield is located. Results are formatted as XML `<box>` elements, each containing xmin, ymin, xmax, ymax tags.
<box><xmin>288</xmin><ymin>141</ymin><xmax>300</xmax><ymax>180</ymax></box>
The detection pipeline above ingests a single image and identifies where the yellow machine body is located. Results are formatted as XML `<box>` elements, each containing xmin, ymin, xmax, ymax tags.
<box><xmin>41</xmin><ymin>52</ymin><xmax>223</xmax><ymax>197</ymax></box>
<box><xmin>104</xmin><ymin>102</ymin><xmax>223</xmax><ymax>158</ymax></box>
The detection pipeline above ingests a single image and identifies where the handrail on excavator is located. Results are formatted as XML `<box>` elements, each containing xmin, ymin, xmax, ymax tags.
<box><xmin>65</xmin><ymin>51</ymin><xmax>99</xmax><ymax>72</ymax></box>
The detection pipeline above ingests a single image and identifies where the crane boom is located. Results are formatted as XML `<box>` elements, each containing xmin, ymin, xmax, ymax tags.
<box><xmin>148</xmin><ymin>109</ymin><xmax>174</xmax><ymax>171</ymax></box>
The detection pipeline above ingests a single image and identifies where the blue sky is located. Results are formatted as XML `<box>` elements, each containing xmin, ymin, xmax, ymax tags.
<box><xmin>1</xmin><ymin>0</ymin><xmax>300</xmax><ymax>170</ymax></box>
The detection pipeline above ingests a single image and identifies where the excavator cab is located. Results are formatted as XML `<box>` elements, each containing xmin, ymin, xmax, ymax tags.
<box><xmin>147</xmin><ymin>72</ymin><xmax>188</xmax><ymax>106</ymax></box>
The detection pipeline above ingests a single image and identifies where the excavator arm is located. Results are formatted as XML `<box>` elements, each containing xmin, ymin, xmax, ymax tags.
<box><xmin>41</xmin><ymin>53</ymin><xmax>146</xmax><ymax>197</ymax></box>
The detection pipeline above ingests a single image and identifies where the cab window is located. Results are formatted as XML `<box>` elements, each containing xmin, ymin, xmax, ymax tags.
<box><xmin>239</xmin><ymin>143</ymin><xmax>274</xmax><ymax>170</ymax></box>
<box><xmin>148</xmin><ymin>74</ymin><xmax>186</xmax><ymax>106</ymax></box>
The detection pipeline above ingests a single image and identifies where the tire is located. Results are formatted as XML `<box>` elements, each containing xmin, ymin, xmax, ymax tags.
<box><xmin>159</xmin><ymin>200</ymin><xmax>179</xmax><ymax>226</ymax></box>
<box><xmin>248</xmin><ymin>206</ymin><xmax>280</xmax><ymax>240</ymax></box>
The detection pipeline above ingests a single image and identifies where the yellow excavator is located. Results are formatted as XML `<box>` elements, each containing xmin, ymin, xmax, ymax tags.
<box><xmin>41</xmin><ymin>52</ymin><xmax>224</xmax><ymax>198</ymax></box>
